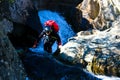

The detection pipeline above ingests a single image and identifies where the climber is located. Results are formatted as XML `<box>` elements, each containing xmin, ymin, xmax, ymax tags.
<box><xmin>33</xmin><ymin>20</ymin><xmax>62</xmax><ymax>53</ymax></box>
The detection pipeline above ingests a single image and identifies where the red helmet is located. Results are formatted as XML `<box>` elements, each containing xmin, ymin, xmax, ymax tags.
<box><xmin>44</xmin><ymin>20</ymin><xmax>54</xmax><ymax>26</ymax></box>
<box><xmin>44</xmin><ymin>20</ymin><xmax>59</xmax><ymax>33</ymax></box>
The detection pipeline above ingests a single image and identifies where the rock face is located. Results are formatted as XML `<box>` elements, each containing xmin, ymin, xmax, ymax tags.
<box><xmin>59</xmin><ymin>17</ymin><xmax>120</xmax><ymax>77</ymax></box>
<box><xmin>0</xmin><ymin>0</ymin><xmax>84</xmax><ymax>79</ymax></box>
<box><xmin>77</xmin><ymin>0</ymin><xmax>120</xmax><ymax>30</ymax></box>
<box><xmin>0</xmin><ymin>0</ymin><xmax>120</xmax><ymax>79</ymax></box>
<box><xmin>8</xmin><ymin>22</ymin><xmax>39</xmax><ymax>48</ymax></box>
<box><xmin>6</xmin><ymin>0</ymin><xmax>84</xmax><ymax>47</ymax></box>
<box><xmin>2</xmin><ymin>0</ymin><xmax>84</xmax><ymax>32</ymax></box>
<box><xmin>0</xmin><ymin>0</ymin><xmax>42</xmax><ymax>32</ymax></box>
<box><xmin>0</xmin><ymin>19</ymin><xmax>26</xmax><ymax>80</ymax></box>
<box><xmin>9</xmin><ymin>0</ymin><xmax>42</xmax><ymax>32</ymax></box>
<box><xmin>0</xmin><ymin>0</ymin><xmax>41</xmax><ymax>48</ymax></box>
<box><xmin>21</xmin><ymin>51</ymin><xmax>101</xmax><ymax>80</ymax></box>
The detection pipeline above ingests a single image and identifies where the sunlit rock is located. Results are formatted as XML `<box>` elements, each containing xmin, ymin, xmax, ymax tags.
<box><xmin>77</xmin><ymin>0</ymin><xmax>120</xmax><ymax>30</ymax></box>
<box><xmin>59</xmin><ymin>25</ymin><xmax>120</xmax><ymax>77</ymax></box>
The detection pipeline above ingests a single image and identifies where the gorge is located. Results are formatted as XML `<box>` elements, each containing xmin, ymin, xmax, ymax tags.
<box><xmin>0</xmin><ymin>0</ymin><xmax>120</xmax><ymax>80</ymax></box>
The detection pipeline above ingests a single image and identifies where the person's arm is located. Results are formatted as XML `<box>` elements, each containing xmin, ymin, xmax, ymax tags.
<box><xmin>55</xmin><ymin>33</ymin><xmax>62</xmax><ymax>48</ymax></box>
<box><xmin>33</xmin><ymin>30</ymin><xmax>45</xmax><ymax>48</ymax></box>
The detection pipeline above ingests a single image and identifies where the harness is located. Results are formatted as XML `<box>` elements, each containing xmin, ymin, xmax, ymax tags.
<box><xmin>43</xmin><ymin>34</ymin><xmax>57</xmax><ymax>44</ymax></box>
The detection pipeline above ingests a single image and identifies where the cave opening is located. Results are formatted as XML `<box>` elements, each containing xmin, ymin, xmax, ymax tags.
<box><xmin>7</xmin><ymin>22</ymin><xmax>39</xmax><ymax>49</ymax></box>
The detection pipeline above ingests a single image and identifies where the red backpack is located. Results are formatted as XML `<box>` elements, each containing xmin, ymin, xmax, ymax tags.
<box><xmin>44</xmin><ymin>20</ymin><xmax>59</xmax><ymax>33</ymax></box>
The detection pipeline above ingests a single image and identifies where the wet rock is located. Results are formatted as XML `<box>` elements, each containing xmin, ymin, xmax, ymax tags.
<box><xmin>78</xmin><ymin>0</ymin><xmax>120</xmax><ymax>30</ymax></box>
<box><xmin>59</xmin><ymin>28</ymin><xmax>120</xmax><ymax>77</ymax></box>
<box><xmin>21</xmin><ymin>50</ymin><xmax>100</xmax><ymax>80</ymax></box>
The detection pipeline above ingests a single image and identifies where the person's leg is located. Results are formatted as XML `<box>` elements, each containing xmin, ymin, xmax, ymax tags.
<box><xmin>44</xmin><ymin>42</ymin><xmax>52</xmax><ymax>53</ymax></box>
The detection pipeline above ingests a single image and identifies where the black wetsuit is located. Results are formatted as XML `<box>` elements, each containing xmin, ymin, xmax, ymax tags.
<box><xmin>38</xmin><ymin>30</ymin><xmax>61</xmax><ymax>53</ymax></box>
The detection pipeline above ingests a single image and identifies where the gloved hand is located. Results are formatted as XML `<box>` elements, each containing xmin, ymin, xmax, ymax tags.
<box><xmin>58</xmin><ymin>45</ymin><xmax>62</xmax><ymax>49</ymax></box>
<box><xmin>32</xmin><ymin>44</ymin><xmax>37</xmax><ymax>48</ymax></box>
<box><xmin>32</xmin><ymin>40</ymin><xmax>38</xmax><ymax>48</ymax></box>
<box><xmin>54</xmin><ymin>45</ymin><xmax>62</xmax><ymax>56</ymax></box>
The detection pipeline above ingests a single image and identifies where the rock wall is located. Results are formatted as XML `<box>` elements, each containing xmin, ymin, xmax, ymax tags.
<box><xmin>0</xmin><ymin>0</ymin><xmax>41</xmax><ymax>48</ymax></box>
<box><xmin>77</xmin><ymin>0</ymin><xmax>120</xmax><ymax>30</ymax></box>
<box><xmin>59</xmin><ymin>24</ymin><xmax>120</xmax><ymax>77</ymax></box>
<box><xmin>0</xmin><ymin>19</ymin><xmax>26</xmax><ymax>80</ymax></box>
<box><xmin>9</xmin><ymin>0</ymin><xmax>42</xmax><ymax>32</ymax></box>
<box><xmin>0</xmin><ymin>0</ymin><xmax>84</xmax><ymax>79</ymax></box>
<box><xmin>4</xmin><ymin>0</ymin><xmax>84</xmax><ymax>48</ymax></box>
<box><xmin>0</xmin><ymin>0</ymin><xmax>120</xmax><ymax>79</ymax></box>
<box><xmin>8</xmin><ymin>0</ymin><xmax>84</xmax><ymax>32</ymax></box>
<box><xmin>51</xmin><ymin>0</ymin><xmax>120</xmax><ymax>77</ymax></box>
<box><xmin>32</xmin><ymin>0</ymin><xmax>83</xmax><ymax>32</ymax></box>
<box><xmin>1</xmin><ymin>0</ymin><xmax>42</xmax><ymax>32</ymax></box>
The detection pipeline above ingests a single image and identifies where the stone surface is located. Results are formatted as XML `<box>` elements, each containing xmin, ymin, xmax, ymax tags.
<box><xmin>59</xmin><ymin>24</ymin><xmax>120</xmax><ymax>77</ymax></box>
<box><xmin>77</xmin><ymin>0</ymin><xmax>120</xmax><ymax>30</ymax></box>
<box><xmin>9</xmin><ymin>0</ymin><xmax>42</xmax><ymax>32</ymax></box>
<box><xmin>0</xmin><ymin>19</ymin><xmax>26</xmax><ymax>80</ymax></box>
<box><xmin>0</xmin><ymin>0</ymin><xmax>120</xmax><ymax>79</ymax></box>
<box><xmin>21</xmin><ymin>50</ymin><xmax>101</xmax><ymax>80</ymax></box>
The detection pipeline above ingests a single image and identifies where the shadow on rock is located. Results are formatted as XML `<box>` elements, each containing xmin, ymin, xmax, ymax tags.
<box><xmin>19</xmin><ymin>49</ymin><xmax>101</xmax><ymax>80</ymax></box>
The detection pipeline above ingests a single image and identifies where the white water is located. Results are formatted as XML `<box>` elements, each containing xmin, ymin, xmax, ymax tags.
<box><xmin>29</xmin><ymin>10</ymin><xmax>120</xmax><ymax>80</ymax></box>
<box><xmin>96</xmin><ymin>75</ymin><xmax>120</xmax><ymax>80</ymax></box>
